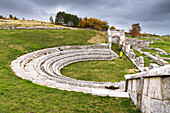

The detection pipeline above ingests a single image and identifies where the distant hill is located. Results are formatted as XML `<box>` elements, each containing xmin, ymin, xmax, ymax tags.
<box><xmin>0</xmin><ymin>18</ymin><xmax>79</xmax><ymax>30</ymax></box>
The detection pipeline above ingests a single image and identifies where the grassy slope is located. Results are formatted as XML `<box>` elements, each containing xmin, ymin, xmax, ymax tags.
<box><xmin>0</xmin><ymin>30</ymin><xmax>140</xmax><ymax>113</ymax></box>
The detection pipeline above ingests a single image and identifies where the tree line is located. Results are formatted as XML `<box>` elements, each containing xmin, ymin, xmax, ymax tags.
<box><xmin>0</xmin><ymin>14</ymin><xmax>18</xmax><ymax>20</ymax></box>
<box><xmin>50</xmin><ymin>11</ymin><xmax>110</xmax><ymax>31</ymax></box>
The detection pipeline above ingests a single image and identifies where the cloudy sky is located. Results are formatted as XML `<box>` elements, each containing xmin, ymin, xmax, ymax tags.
<box><xmin>0</xmin><ymin>0</ymin><xmax>170</xmax><ymax>35</ymax></box>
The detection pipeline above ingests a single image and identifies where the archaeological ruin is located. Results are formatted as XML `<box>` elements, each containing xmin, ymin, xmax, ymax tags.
<box><xmin>11</xmin><ymin>29</ymin><xmax>170</xmax><ymax>113</ymax></box>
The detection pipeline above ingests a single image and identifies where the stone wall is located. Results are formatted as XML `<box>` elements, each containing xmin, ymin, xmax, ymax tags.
<box><xmin>125</xmin><ymin>65</ymin><xmax>170</xmax><ymax>113</ymax></box>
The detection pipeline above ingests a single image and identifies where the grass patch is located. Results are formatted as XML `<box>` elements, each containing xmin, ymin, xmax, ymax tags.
<box><xmin>141</xmin><ymin>49</ymin><xmax>158</xmax><ymax>53</ymax></box>
<box><xmin>61</xmin><ymin>44</ymin><xmax>136</xmax><ymax>83</ymax></box>
<box><xmin>0</xmin><ymin>29</ymin><xmax>140</xmax><ymax>112</ymax></box>
<box><xmin>160</xmin><ymin>54</ymin><xmax>170</xmax><ymax>58</ymax></box>
<box><xmin>150</xmin><ymin>41</ymin><xmax>170</xmax><ymax>53</ymax></box>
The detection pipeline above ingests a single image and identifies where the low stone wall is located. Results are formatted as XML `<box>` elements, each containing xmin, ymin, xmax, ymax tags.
<box><xmin>137</xmin><ymin>50</ymin><xmax>169</xmax><ymax>66</ymax></box>
<box><xmin>125</xmin><ymin>65</ymin><xmax>170</xmax><ymax>113</ymax></box>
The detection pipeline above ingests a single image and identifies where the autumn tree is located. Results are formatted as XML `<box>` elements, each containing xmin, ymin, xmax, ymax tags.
<box><xmin>0</xmin><ymin>15</ymin><xmax>3</xmax><ymax>19</ymax></box>
<box><xmin>110</xmin><ymin>26</ymin><xmax>116</xmax><ymax>30</ymax></box>
<box><xmin>0</xmin><ymin>15</ymin><xmax>6</xmax><ymax>19</ymax></box>
<box><xmin>130</xmin><ymin>23</ymin><xmax>141</xmax><ymax>37</ymax></box>
<box><xmin>13</xmin><ymin>16</ymin><xmax>18</xmax><ymax>20</ymax></box>
<box><xmin>77</xmin><ymin>17</ymin><xmax>109</xmax><ymax>31</ymax></box>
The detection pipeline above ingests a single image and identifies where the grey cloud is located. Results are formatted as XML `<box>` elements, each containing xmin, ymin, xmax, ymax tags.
<box><xmin>0</xmin><ymin>0</ymin><xmax>170</xmax><ymax>35</ymax></box>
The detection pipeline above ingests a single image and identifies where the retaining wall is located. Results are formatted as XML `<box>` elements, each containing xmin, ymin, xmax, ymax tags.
<box><xmin>125</xmin><ymin>65</ymin><xmax>170</xmax><ymax>113</ymax></box>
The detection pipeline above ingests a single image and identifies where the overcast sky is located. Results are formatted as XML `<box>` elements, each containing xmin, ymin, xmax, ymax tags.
<box><xmin>0</xmin><ymin>0</ymin><xmax>170</xmax><ymax>35</ymax></box>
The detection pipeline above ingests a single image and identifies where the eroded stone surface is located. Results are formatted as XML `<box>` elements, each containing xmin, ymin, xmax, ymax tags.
<box><xmin>162</xmin><ymin>77</ymin><xmax>170</xmax><ymax>100</ymax></box>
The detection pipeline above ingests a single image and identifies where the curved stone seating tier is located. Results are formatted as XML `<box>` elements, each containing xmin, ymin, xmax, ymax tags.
<box><xmin>11</xmin><ymin>44</ymin><xmax>129</xmax><ymax>97</ymax></box>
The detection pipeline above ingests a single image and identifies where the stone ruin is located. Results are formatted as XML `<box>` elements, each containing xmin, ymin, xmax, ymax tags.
<box><xmin>10</xmin><ymin>29</ymin><xmax>170</xmax><ymax>113</ymax></box>
<box><xmin>107</xmin><ymin>29</ymin><xmax>170</xmax><ymax>113</ymax></box>
<box><xmin>107</xmin><ymin>29</ymin><xmax>126</xmax><ymax>49</ymax></box>
<box><xmin>11</xmin><ymin>44</ymin><xmax>129</xmax><ymax>97</ymax></box>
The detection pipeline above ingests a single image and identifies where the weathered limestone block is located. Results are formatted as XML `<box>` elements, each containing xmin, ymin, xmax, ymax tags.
<box><xmin>129</xmin><ymin>49</ymin><xmax>134</xmax><ymax>53</ymax></box>
<box><xmin>143</xmin><ymin>78</ymin><xmax>149</xmax><ymax>95</ymax></box>
<box><xmin>149</xmin><ymin>63</ymin><xmax>159</xmax><ymax>69</ymax></box>
<box><xmin>132</xmin><ymin>79</ymin><xmax>137</xmax><ymax>91</ymax></box>
<box><xmin>136</xmin><ymin>79</ymin><xmax>142</xmax><ymax>92</ymax></box>
<box><xmin>150</xmin><ymin>99</ymin><xmax>170</xmax><ymax>113</ymax></box>
<box><xmin>162</xmin><ymin>77</ymin><xmax>170</xmax><ymax>100</ymax></box>
<box><xmin>128</xmin><ymin>80</ymin><xmax>132</xmax><ymax>91</ymax></box>
<box><xmin>135</xmin><ymin>57</ymin><xmax>139</xmax><ymax>65</ymax></box>
<box><xmin>139</xmin><ymin>56</ymin><xmax>144</xmax><ymax>64</ymax></box>
<box><xmin>141</xmin><ymin>95</ymin><xmax>151</xmax><ymax>113</ymax></box>
<box><xmin>137</xmin><ymin>93</ymin><xmax>142</xmax><ymax>109</ymax></box>
<box><xmin>159</xmin><ymin>59</ymin><xmax>169</xmax><ymax>66</ymax></box>
<box><xmin>132</xmin><ymin>44</ymin><xmax>139</xmax><ymax>50</ymax></box>
<box><xmin>148</xmin><ymin>77</ymin><xmax>162</xmax><ymax>99</ymax></box>
<box><xmin>125</xmin><ymin>44</ymin><xmax>130</xmax><ymax>53</ymax></box>
<box><xmin>130</xmin><ymin>52</ymin><xmax>136</xmax><ymax>59</ymax></box>
<box><xmin>130</xmin><ymin>92</ymin><xmax>137</xmax><ymax>105</ymax></box>
<box><xmin>155</xmin><ymin>54</ymin><xmax>160</xmax><ymax>58</ymax></box>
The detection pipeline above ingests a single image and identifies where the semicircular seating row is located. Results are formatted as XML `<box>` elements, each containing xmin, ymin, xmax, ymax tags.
<box><xmin>11</xmin><ymin>44</ymin><xmax>129</xmax><ymax>97</ymax></box>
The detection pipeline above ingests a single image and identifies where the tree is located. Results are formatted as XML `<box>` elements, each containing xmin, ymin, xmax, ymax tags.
<box><xmin>49</xmin><ymin>16</ymin><xmax>54</xmax><ymax>24</ymax></box>
<box><xmin>0</xmin><ymin>15</ymin><xmax>3</xmax><ymax>19</ymax></box>
<box><xmin>110</xmin><ymin>26</ymin><xmax>116</xmax><ymax>30</ymax></box>
<box><xmin>55</xmin><ymin>11</ymin><xmax>81</xmax><ymax>26</ymax></box>
<box><xmin>13</xmin><ymin>16</ymin><xmax>18</xmax><ymax>20</ymax></box>
<box><xmin>130</xmin><ymin>23</ymin><xmax>141</xmax><ymax>37</ymax></box>
<box><xmin>77</xmin><ymin>17</ymin><xmax>109</xmax><ymax>31</ymax></box>
<box><xmin>9</xmin><ymin>14</ymin><xmax>13</xmax><ymax>19</ymax></box>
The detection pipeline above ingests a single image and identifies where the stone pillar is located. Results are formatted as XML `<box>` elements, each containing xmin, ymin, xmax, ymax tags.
<box><xmin>139</xmin><ymin>56</ymin><xmax>144</xmax><ymax>67</ymax></box>
<box><xmin>108</xmin><ymin>29</ymin><xmax>112</xmax><ymax>49</ymax></box>
<box><xmin>125</xmin><ymin>44</ymin><xmax>130</xmax><ymax>53</ymax></box>
<box><xmin>108</xmin><ymin>36</ymin><xmax>112</xmax><ymax>49</ymax></box>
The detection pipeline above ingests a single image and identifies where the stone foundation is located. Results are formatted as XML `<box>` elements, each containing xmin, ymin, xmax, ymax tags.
<box><xmin>125</xmin><ymin>65</ymin><xmax>170</xmax><ymax>113</ymax></box>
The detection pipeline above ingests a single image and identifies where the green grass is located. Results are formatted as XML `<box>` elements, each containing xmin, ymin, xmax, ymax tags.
<box><xmin>160</xmin><ymin>54</ymin><xmax>170</xmax><ymax>58</ymax></box>
<box><xmin>0</xmin><ymin>29</ymin><xmax>140</xmax><ymax>112</ymax></box>
<box><xmin>150</xmin><ymin>41</ymin><xmax>170</xmax><ymax>53</ymax></box>
<box><xmin>61</xmin><ymin>44</ymin><xmax>136</xmax><ymax>83</ymax></box>
<box><xmin>141</xmin><ymin>49</ymin><xmax>158</xmax><ymax>53</ymax></box>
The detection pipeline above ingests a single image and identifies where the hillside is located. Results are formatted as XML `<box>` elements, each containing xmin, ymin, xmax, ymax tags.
<box><xmin>0</xmin><ymin>19</ymin><xmax>80</xmax><ymax>30</ymax></box>
<box><xmin>0</xmin><ymin>29</ymin><xmax>140</xmax><ymax>112</ymax></box>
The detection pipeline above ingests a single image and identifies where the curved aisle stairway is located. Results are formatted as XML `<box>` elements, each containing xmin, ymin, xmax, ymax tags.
<box><xmin>11</xmin><ymin>44</ymin><xmax>129</xmax><ymax>97</ymax></box>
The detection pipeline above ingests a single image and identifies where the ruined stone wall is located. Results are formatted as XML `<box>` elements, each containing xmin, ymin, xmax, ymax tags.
<box><xmin>125</xmin><ymin>65</ymin><xmax>170</xmax><ymax>113</ymax></box>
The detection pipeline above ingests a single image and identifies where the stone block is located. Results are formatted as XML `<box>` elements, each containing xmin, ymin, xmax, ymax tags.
<box><xmin>141</xmin><ymin>95</ymin><xmax>151</xmax><ymax>113</ymax></box>
<box><xmin>162</xmin><ymin>77</ymin><xmax>170</xmax><ymax>100</ymax></box>
<box><xmin>128</xmin><ymin>80</ymin><xmax>132</xmax><ymax>91</ymax></box>
<box><xmin>149</xmin><ymin>63</ymin><xmax>159</xmax><ymax>69</ymax></box>
<box><xmin>137</xmin><ymin>93</ymin><xmax>142</xmax><ymax>109</ymax></box>
<box><xmin>130</xmin><ymin>92</ymin><xmax>137</xmax><ymax>105</ymax></box>
<box><xmin>132</xmin><ymin>79</ymin><xmax>137</xmax><ymax>91</ymax></box>
<box><xmin>130</xmin><ymin>52</ymin><xmax>136</xmax><ymax>59</ymax></box>
<box><xmin>139</xmin><ymin>56</ymin><xmax>144</xmax><ymax>64</ymax></box>
<box><xmin>136</xmin><ymin>79</ymin><xmax>141</xmax><ymax>92</ymax></box>
<box><xmin>148</xmin><ymin>77</ymin><xmax>162</xmax><ymax>99</ymax></box>
<box><xmin>143</xmin><ymin>78</ymin><xmax>149</xmax><ymax>95</ymax></box>
<box><xmin>150</xmin><ymin>99</ymin><xmax>169</xmax><ymax>113</ymax></box>
<box><xmin>125</xmin><ymin>44</ymin><xmax>130</xmax><ymax>53</ymax></box>
<box><xmin>129</xmin><ymin>49</ymin><xmax>134</xmax><ymax>53</ymax></box>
